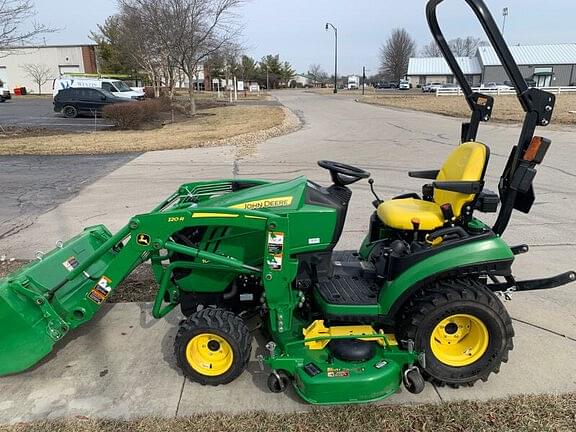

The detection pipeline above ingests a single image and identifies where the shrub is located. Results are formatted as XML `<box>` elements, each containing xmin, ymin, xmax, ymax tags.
<box><xmin>143</xmin><ymin>86</ymin><xmax>169</xmax><ymax>98</ymax></box>
<box><xmin>144</xmin><ymin>86</ymin><xmax>156</xmax><ymax>99</ymax></box>
<box><xmin>103</xmin><ymin>99</ymin><xmax>162</xmax><ymax>130</ymax></box>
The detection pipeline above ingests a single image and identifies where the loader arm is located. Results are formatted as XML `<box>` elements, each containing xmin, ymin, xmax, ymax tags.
<box><xmin>0</xmin><ymin>187</ymin><xmax>289</xmax><ymax>376</ymax></box>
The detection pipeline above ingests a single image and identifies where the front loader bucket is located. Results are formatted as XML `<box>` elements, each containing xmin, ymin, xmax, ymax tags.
<box><xmin>0</xmin><ymin>225</ymin><xmax>118</xmax><ymax>375</ymax></box>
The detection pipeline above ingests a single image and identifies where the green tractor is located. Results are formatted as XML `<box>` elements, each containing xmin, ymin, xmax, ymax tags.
<box><xmin>1</xmin><ymin>0</ymin><xmax>574</xmax><ymax>405</ymax></box>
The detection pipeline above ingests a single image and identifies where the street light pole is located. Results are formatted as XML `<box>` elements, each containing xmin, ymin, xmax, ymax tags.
<box><xmin>325</xmin><ymin>22</ymin><xmax>338</xmax><ymax>94</ymax></box>
<box><xmin>501</xmin><ymin>7</ymin><xmax>509</xmax><ymax>35</ymax></box>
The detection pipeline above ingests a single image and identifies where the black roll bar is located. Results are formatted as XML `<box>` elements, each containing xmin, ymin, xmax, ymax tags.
<box><xmin>427</xmin><ymin>0</ymin><xmax>529</xmax><ymax>108</ymax></box>
<box><xmin>425</xmin><ymin>0</ymin><xmax>556</xmax><ymax>235</ymax></box>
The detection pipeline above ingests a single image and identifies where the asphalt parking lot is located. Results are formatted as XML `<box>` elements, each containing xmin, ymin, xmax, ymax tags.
<box><xmin>0</xmin><ymin>97</ymin><xmax>114</xmax><ymax>131</ymax></box>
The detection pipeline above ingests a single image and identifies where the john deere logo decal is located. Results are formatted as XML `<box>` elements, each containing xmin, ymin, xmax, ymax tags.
<box><xmin>231</xmin><ymin>196</ymin><xmax>293</xmax><ymax>210</ymax></box>
<box><xmin>137</xmin><ymin>233</ymin><xmax>151</xmax><ymax>246</ymax></box>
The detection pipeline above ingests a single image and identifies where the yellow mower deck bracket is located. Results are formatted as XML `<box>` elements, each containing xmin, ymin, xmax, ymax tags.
<box><xmin>302</xmin><ymin>320</ymin><xmax>397</xmax><ymax>350</ymax></box>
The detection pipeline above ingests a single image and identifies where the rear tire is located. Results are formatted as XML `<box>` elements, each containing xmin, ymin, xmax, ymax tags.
<box><xmin>397</xmin><ymin>278</ymin><xmax>514</xmax><ymax>387</ymax></box>
<box><xmin>174</xmin><ymin>308</ymin><xmax>251</xmax><ymax>386</ymax></box>
<box><xmin>63</xmin><ymin>105</ymin><xmax>78</xmax><ymax>118</ymax></box>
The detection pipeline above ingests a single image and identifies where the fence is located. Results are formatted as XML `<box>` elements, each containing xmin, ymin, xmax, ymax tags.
<box><xmin>436</xmin><ymin>86</ymin><xmax>576</xmax><ymax>97</ymax></box>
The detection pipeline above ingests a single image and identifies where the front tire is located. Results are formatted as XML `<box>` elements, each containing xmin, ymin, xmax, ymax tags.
<box><xmin>174</xmin><ymin>308</ymin><xmax>251</xmax><ymax>385</ymax></box>
<box><xmin>63</xmin><ymin>105</ymin><xmax>78</xmax><ymax>118</ymax></box>
<box><xmin>397</xmin><ymin>278</ymin><xmax>514</xmax><ymax>387</ymax></box>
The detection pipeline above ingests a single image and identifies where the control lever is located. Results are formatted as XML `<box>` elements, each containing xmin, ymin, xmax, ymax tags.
<box><xmin>369</xmin><ymin>179</ymin><xmax>383</xmax><ymax>208</ymax></box>
<box><xmin>411</xmin><ymin>218</ymin><xmax>421</xmax><ymax>243</ymax></box>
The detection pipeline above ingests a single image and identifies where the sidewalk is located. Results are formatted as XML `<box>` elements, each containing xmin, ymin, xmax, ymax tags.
<box><xmin>1</xmin><ymin>302</ymin><xmax>575</xmax><ymax>424</ymax></box>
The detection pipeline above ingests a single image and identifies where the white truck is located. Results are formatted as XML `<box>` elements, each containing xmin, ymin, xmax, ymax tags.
<box><xmin>0</xmin><ymin>79</ymin><xmax>11</xmax><ymax>101</ymax></box>
<box><xmin>53</xmin><ymin>77</ymin><xmax>145</xmax><ymax>100</ymax></box>
<box><xmin>347</xmin><ymin>75</ymin><xmax>360</xmax><ymax>90</ymax></box>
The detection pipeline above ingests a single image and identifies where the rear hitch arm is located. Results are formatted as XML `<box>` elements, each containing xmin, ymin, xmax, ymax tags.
<box><xmin>489</xmin><ymin>271</ymin><xmax>576</xmax><ymax>293</ymax></box>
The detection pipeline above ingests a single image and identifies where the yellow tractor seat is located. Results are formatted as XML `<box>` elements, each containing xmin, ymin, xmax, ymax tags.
<box><xmin>377</xmin><ymin>142</ymin><xmax>489</xmax><ymax>231</ymax></box>
<box><xmin>377</xmin><ymin>199</ymin><xmax>445</xmax><ymax>231</ymax></box>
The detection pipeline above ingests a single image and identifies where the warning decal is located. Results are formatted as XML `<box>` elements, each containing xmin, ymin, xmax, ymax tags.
<box><xmin>87</xmin><ymin>276</ymin><xmax>113</xmax><ymax>305</ymax></box>
<box><xmin>267</xmin><ymin>232</ymin><xmax>284</xmax><ymax>271</ymax></box>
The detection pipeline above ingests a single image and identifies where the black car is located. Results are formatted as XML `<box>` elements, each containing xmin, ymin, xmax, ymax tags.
<box><xmin>53</xmin><ymin>87</ymin><xmax>124</xmax><ymax>118</ymax></box>
<box><xmin>373</xmin><ymin>81</ymin><xmax>397</xmax><ymax>89</ymax></box>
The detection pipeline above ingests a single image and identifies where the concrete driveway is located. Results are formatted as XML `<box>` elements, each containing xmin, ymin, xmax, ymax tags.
<box><xmin>0</xmin><ymin>97</ymin><xmax>114</xmax><ymax>131</ymax></box>
<box><xmin>1</xmin><ymin>90</ymin><xmax>576</xmax><ymax>422</ymax></box>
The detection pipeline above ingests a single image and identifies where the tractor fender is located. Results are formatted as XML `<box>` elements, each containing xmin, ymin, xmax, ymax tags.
<box><xmin>378</xmin><ymin>236</ymin><xmax>514</xmax><ymax>318</ymax></box>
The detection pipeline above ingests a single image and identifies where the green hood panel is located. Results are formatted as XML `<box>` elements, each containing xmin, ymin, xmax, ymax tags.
<box><xmin>200</xmin><ymin>177</ymin><xmax>308</xmax><ymax>212</ymax></box>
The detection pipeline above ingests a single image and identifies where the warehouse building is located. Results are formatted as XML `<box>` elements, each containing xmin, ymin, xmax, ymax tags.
<box><xmin>407</xmin><ymin>43</ymin><xmax>576</xmax><ymax>88</ymax></box>
<box><xmin>0</xmin><ymin>44</ymin><xmax>97</xmax><ymax>94</ymax></box>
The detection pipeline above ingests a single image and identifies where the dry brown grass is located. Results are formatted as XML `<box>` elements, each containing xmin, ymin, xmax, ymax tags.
<box><xmin>358</xmin><ymin>93</ymin><xmax>576</xmax><ymax>125</ymax></box>
<box><xmin>174</xmin><ymin>90</ymin><xmax>271</xmax><ymax>101</ymax></box>
<box><xmin>0</xmin><ymin>105</ymin><xmax>287</xmax><ymax>155</ymax></box>
<box><xmin>2</xmin><ymin>393</ymin><xmax>576</xmax><ymax>432</ymax></box>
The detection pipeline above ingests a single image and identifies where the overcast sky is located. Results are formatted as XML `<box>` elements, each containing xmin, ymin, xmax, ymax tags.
<box><xmin>37</xmin><ymin>0</ymin><xmax>576</xmax><ymax>76</ymax></box>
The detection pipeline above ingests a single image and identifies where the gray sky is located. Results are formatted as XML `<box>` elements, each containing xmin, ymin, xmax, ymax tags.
<box><xmin>37</xmin><ymin>0</ymin><xmax>576</xmax><ymax>76</ymax></box>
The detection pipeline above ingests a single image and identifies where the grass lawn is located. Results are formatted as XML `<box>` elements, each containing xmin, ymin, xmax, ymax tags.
<box><xmin>358</xmin><ymin>93</ymin><xmax>576</xmax><ymax>125</ymax></box>
<box><xmin>2</xmin><ymin>393</ymin><xmax>575</xmax><ymax>431</ymax></box>
<box><xmin>0</xmin><ymin>105</ymin><xmax>290</xmax><ymax>155</ymax></box>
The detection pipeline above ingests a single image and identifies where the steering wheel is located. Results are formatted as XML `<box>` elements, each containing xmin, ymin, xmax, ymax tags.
<box><xmin>317</xmin><ymin>160</ymin><xmax>371</xmax><ymax>186</ymax></box>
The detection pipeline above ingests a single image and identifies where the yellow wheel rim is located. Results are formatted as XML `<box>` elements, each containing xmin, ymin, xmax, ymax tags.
<box><xmin>185</xmin><ymin>333</ymin><xmax>234</xmax><ymax>376</ymax></box>
<box><xmin>430</xmin><ymin>314</ymin><xmax>489</xmax><ymax>367</ymax></box>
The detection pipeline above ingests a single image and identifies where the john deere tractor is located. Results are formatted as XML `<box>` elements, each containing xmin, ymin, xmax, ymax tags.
<box><xmin>1</xmin><ymin>0</ymin><xmax>574</xmax><ymax>405</ymax></box>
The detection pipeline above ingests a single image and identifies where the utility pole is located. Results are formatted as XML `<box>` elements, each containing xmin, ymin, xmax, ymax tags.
<box><xmin>501</xmin><ymin>7</ymin><xmax>509</xmax><ymax>35</ymax></box>
<box><xmin>325</xmin><ymin>23</ymin><xmax>338</xmax><ymax>94</ymax></box>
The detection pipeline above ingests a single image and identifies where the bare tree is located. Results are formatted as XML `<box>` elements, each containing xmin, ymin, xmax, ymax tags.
<box><xmin>0</xmin><ymin>0</ymin><xmax>55</xmax><ymax>54</ymax></box>
<box><xmin>379</xmin><ymin>28</ymin><xmax>416</xmax><ymax>82</ymax></box>
<box><xmin>420</xmin><ymin>40</ymin><xmax>442</xmax><ymax>57</ymax></box>
<box><xmin>21</xmin><ymin>63</ymin><xmax>54</xmax><ymax>94</ymax></box>
<box><xmin>117</xmin><ymin>3</ymin><xmax>167</xmax><ymax>98</ymax></box>
<box><xmin>420</xmin><ymin>36</ymin><xmax>485</xmax><ymax>58</ymax></box>
<box><xmin>449</xmin><ymin>36</ymin><xmax>483</xmax><ymax>57</ymax></box>
<box><xmin>308</xmin><ymin>63</ymin><xmax>328</xmax><ymax>85</ymax></box>
<box><xmin>119</xmin><ymin>0</ymin><xmax>244</xmax><ymax>115</ymax></box>
<box><xmin>177</xmin><ymin>0</ymin><xmax>244</xmax><ymax>115</ymax></box>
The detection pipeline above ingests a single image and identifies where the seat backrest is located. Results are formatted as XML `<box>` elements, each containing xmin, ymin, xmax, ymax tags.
<box><xmin>434</xmin><ymin>142</ymin><xmax>489</xmax><ymax>217</ymax></box>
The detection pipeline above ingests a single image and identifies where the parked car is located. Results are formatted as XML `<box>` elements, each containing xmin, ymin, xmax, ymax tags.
<box><xmin>482</xmin><ymin>82</ymin><xmax>512</xmax><ymax>90</ymax></box>
<box><xmin>441</xmin><ymin>83</ymin><xmax>460</xmax><ymax>90</ymax></box>
<box><xmin>504</xmin><ymin>79</ymin><xmax>535</xmax><ymax>88</ymax></box>
<box><xmin>53</xmin><ymin>87</ymin><xmax>125</xmax><ymax>118</ymax></box>
<box><xmin>422</xmin><ymin>82</ymin><xmax>443</xmax><ymax>93</ymax></box>
<box><xmin>399</xmin><ymin>80</ymin><xmax>410</xmax><ymax>90</ymax></box>
<box><xmin>374</xmin><ymin>81</ymin><xmax>396</xmax><ymax>89</ymax></box>
<box><xmin>0</xmin><ymin>80</ymin><xmax>11</xmax><ymax>100</ymax></box>
<box><xmin>53</xmin><ymin>77</ymin><xmax>145</xmax><ymax>100</ymax></box>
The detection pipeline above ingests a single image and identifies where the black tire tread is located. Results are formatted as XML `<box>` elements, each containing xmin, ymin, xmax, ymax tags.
<box><xmin>397</xmin><ymin>278</ymin><xmax>514</xmax><ymax>388</ymax></box>
<box><xmin>174</xmin><ymin>308</ymin><xmax>251</xmax><ymax>386</ymax></box>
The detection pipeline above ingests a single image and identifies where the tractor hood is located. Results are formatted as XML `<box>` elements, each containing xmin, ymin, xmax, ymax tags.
<box><xmin>198</xmin><ymin>177</ymin><xmax>309</xmax><ymax>213</ymax></box>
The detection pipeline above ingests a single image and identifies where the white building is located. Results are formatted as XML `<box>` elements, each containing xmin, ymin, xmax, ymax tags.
<box><xmin>0</xmin><ymin>44</ymin><xmax>98</xmax><ymax>94</ymax></box>
<box><xmin>407</xmin><ymin>44</ymin><xmax>576</xmax><ymax>88</ymax></box>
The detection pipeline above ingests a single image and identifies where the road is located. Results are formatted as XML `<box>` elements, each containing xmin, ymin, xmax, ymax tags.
<box><xmin>1</xmin><ymin>90</ymin><xmax>576</xmax><ymax>422</ymax></box>
<box><xmin>0</xmin><ymin>97</ymin><xmax>114</xmax><ymax>131</ymax></box>
<box><xmin>0</xmin><ymin>154</ymin><xmax>139</xmax><ymax>243</ymax></box>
